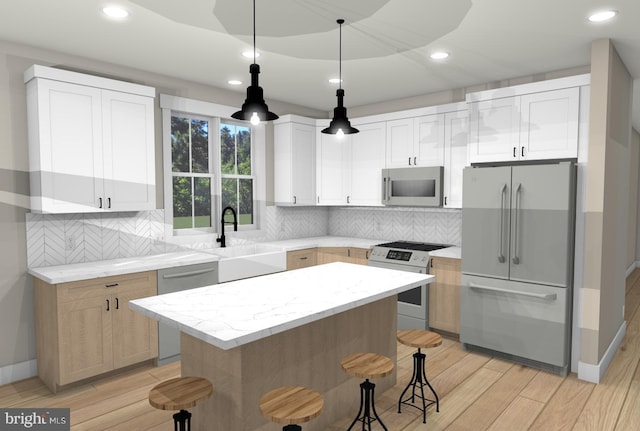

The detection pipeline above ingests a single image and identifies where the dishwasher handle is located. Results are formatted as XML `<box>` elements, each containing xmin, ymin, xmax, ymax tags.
<box><xmin>162</xmin><ymin>268</ymin><xmax>216</xmax><ymax>280</ymax></box>
<box><xmin>469</xmin><ymin>282</ymin><xmax>557</xmax><ymax>300</ymax></box>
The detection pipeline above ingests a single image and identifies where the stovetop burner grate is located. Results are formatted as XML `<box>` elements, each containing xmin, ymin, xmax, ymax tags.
<box><xmin>375</xmin><ymin>241</ymin><xmax>450</xmax><ymax>252</ymax></box>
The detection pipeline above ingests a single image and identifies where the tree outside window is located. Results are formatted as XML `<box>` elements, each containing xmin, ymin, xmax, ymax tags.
<box><xmin>220</xmin><ymin>123</ymin><xmax>254</xmax><ymax>225</ymax></box>
<box><xmin>171</xmin><ymin>116</ymin><xmax>212</xmax><ymax>230</ymax></box>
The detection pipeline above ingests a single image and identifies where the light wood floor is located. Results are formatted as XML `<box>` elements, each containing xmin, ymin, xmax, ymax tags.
<box><xmin>4</xmin><ymin>271</ymin><xmax>640</xmax><ymax>430</ymax></box>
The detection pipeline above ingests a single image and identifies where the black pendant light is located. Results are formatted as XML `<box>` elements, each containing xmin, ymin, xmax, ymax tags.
<box><xmin>321</xmin><ymin>19</ymin><xmax>358</xmax><ymax>137</ymax></box>
<box><xmin>231</xmin><ymin>0</ymin><xmax>278</xmax><ymax>125</ymax></box>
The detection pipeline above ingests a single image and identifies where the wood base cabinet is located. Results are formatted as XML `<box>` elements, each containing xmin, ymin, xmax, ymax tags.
<box><xmin>286</xmin><ymin>248</ymin><xmax>317</xmax><ymax>270</ymax></box>
<box><xmin>34</xmin><ymin>271</ymin><xmax>158</xmax><ymax>393</ymax></box>
<box><xmin>316</xmin><ymin>247</ymin><xmax>370</xmax><ymax>266</ymax></box>
<box><xmin>428</xmin><ymin>257</ymin><xmax>461</xmax><ymax>334</ymax></box>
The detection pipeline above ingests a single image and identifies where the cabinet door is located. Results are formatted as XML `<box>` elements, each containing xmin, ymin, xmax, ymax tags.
<box><xmin>415</xmin><ymin>114</ymin><xmax>445</xmax><ymax>166</ymax></box>
<box><xmin>291</xmin><ymin>123</ymin><xmax>316</xmax><ymax>205</ymax></box>
<box><xmin>443</xmin><ymin>111</ymin><xmax>469</xmax><ymax>208</ymax></box>
<box><xmin>316</xmin><ymin>130</ymin><xmax>349</xmax><ymax>205</ymax></box>
<box><xmin>32</xmin><ymin>79</ymin><xmax>104</xmax><ymax>213</ymax></box>
<box><xmin>59</xmin><ymin>295</ymin><xmax>113</xmax><ymax>384</ymax></box>
<box><xmin>112</xmin><ymin>272</ymin><xmax>158</xmax><ymax>368</ymax></box>
<box><xmin>347</xmin><ymin>248</ymin><xmax>370</xmax><ymax>265</ymax></box>
<box><xmin>428</xmin><ymin>257</ymin><xmax>461</xmax><ymax>334</ymax></box>
<box><xmin>349</xmin><ymin>122</ymin><xmax>385</xmax><ymax>206</ymax></box>
<box><xmin>316</xmin><ymin>247</ymin><xmax>349</xmax><ymax>264</ymax></box>
<box><xmin>102</xmin><ymin>90</ymin><xmax>156</xmax><ymax>211</ymax></box>
<box><xmin>286</xmin><ymin>249</ymin><xmax>317</xmax><ymax>270</ymax></box>
<box><xmin>519</xmin><ymin>87</ymin><xmax>579</xmax><ymax>160</ymax></box>
<box><xmin>468</xmin><ymin>97</ymin><xmax>520</xmax><ymax>163</ymax></box>
<box><xmin>386</xmin><ymin>118</ymin><xmax>414</xmax><ymax>167</ymax></box>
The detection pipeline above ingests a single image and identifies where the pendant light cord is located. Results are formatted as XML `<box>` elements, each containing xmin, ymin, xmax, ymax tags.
<box><xmin>338</xmin><ymin>19</ymin><xmax>343</xmax><ymax>90</ymax></box>
<box><xmin>253</xmin><ymin>0</ymin><xmax>256</xmax><ymax>64</ymax></box>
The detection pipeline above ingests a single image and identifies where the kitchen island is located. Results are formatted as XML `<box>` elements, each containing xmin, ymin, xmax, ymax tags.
<box><xmin>130</xmin><ymin>262</ymin><xmax>432</xmax><ymax>431</ymax></box>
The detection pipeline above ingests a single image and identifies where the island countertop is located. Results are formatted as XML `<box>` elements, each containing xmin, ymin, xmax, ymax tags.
<box><xmin>130</xmin><ymin>262</ymin><xmax>433</xmax><ymax>350</ymax></box>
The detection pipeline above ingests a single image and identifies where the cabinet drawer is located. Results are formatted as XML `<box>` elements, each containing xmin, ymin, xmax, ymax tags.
<box><xmin>287</xmin><ymin>249</ymin><xmax>317</xmax><ymax>270</ymax></box>
<box><xmin>58</xmin><ymin>271</ymin><xmax>156</xmax><ymax>302</ymax></box>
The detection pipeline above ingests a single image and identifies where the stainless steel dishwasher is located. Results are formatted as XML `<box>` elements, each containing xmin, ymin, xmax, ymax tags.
<box><xmin>157</xmin><ymin>261</ymin><xmax>218</xmax><ymax>365</ymax></box>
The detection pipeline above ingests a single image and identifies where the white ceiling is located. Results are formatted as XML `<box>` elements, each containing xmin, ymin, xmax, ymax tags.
<box><xmin>1</xmin><ymin>0</ymin><xmax>639</xmax><ymax>129</ymax></box>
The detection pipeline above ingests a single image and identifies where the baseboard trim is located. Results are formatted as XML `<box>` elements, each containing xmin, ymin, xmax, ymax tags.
<box><xmin>625</xmin><ymin>261</ymin><xmax>639</xmax><ymax>278</ymax></box>
<box><xmin>578</xmin><ymin>320</ymin><xmax>626</xmax><ymax>383</ymax></box>
<box><xmin>0</xmin><ymin>359</ymin><xmax>37</xmax><ymax>385</ymax></box>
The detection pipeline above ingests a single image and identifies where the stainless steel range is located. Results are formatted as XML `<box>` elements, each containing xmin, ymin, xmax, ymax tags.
<box><xmin>368</xmin><ymin>241</ymin><xmax>450</xmax><ymax>330</ymax></box>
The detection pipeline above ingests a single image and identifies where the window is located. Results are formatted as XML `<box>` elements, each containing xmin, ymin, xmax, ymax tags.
<box><xmin>162</xmin><ymin>94</ymin><xmax>261</xmax><ymax>239</ymax></box>
<box><xmin>220</xmin><ymin>123</ymin><xmax>254</xmax><ymax>226</ymax></box>
<box><xmin>170</xmin><ymin>115</ymin><xmax>214</xmax><ymax>232</ymax></box>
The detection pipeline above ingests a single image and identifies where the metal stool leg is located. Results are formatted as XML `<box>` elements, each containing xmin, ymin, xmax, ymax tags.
<box><xmin>397</xmin><ymin>348</ymin><xmax>439</xmax><ymax>423</ymax></box>
<box><xmin>172</xmin><ymin>409</ymin><xmax>192</xmax><ymax>431</ymax></box>
<box><xmin>347</xmin><ymin>379</ymin><xmax>387</xmax><ymax>431</ymax></box>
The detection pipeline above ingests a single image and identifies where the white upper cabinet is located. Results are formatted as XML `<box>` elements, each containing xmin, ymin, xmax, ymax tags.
<box><xmin>386</xmin><ymin>115</ymin><xmax>444</xmax><ymax>167</ymax></box>
<box><xmin>443</xmin><ymin>109</ymin><xmax>469</xmax><ymax>208</ymax></box>
<box><xmin>316</xmin><ymin>128</ymin><xmax>350</xmax><ymax>205</ymax></box>
<box><xmin>348</xmin><ymin>122</ymin><xmax>386</xmax><ymax>206</ymax></box>
<box><xmin>415</xmin><ymin>114</ymin><xmax>445</xmax><ymax>166</ymax></box>
<box><xmin>24</xmin><ymin>65</ymin><xmax>156</xmax><ymax>214</ymax></box>
<box><xmin>467</xmin><ymin>75</ymin><xmax>588</xmax><ymax>164</ymax></box>
<box><xmin>274</xmin><ymin>116</ymin><xmax>316</xmax><ymax>206</ymax></box>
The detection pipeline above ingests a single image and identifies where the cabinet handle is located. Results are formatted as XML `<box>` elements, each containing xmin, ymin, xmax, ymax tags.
<box><xmin>106</xmin><ymin>299</ymin><xmax>110</xmax><ymax>311</ymax></box>
<box><xmin>115</xmin><ymin>298</ymin><xmax>119</xmax><ymax>310</ymax></box>
<box><xmin>293</xmin><ymin>196</ymin><xmax>297</xmax><ymax>204</ymax></box>
<box><xmin>513</xmin><ymin>147</ymin><xmax>516</xmax><ymax>158</ymax></box>
<box><xmin>366</xmin><ymin>251</ymin><xmax>369</xmax><ymax>259</ymax></box>
<box><xmin>408</xmin><ymin>157</ymin><xmax>412</xmax><ymax>166</ymax></box>
<box><xmin>430</xmin><ymin>259</ymin><xmax>433</xmax><ymax>268</ymax></box>
<box><xmin>414</xmin><ymin>156</ymin><xmax>417</xmax><ymax>165</ymax></box>
<box><xmin>444</xmin><ymin>196</ymin><xmax>447</xmax><ymax>206</ymax></box>
<box><xmin>99</xmin><ymin>197</ymin><xmax>103</xmax><ymax>208</ymax></box>
<box><xmin>105</xmin><ymin>283</ymin><xmax>119</xmax><ymax>288</ymax></box>
<box><xmin>347</xmin><ymin>196</ymin><xmax>350</xmax><ymax>204</ymax></box>
<box><xmin>348</xmin><ymin>249</ymin><xmax>351</xmax><ymax>257</ymax></box>
<box><xmin>521</xmin><ymin>146</ymin><xmax>525</xmax><ymax>158</ymax></box>
<box><xmin>300</xmin><ymin>256</ymin><xmax>308</xmax><ymax>260</ymax></box>
<box><xmin>108</xmin><ymin>197</ymin><xmax>111</xmax><ymax>209</ymax></box>
<box><xmin>317</xmin><ymin>196</ymin><xmax>320</xmax><ymax>204</ymax></box>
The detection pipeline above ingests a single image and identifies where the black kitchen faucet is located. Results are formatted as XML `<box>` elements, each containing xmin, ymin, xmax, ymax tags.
<box><xmin>216</xmin><ymin>206</ymin><xmax>238</xmax><ymax>248</ymax></box>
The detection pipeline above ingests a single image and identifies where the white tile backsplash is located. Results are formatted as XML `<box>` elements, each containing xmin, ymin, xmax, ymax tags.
<box><xmin>25</xmin><ymin>205</ymin><xmax>461</xmax><ymax>267</ymax></box>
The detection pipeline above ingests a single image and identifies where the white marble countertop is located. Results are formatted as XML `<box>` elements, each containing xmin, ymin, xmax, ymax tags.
<box><xmin>130</xmin><ymin>262</ymin><xmax>433</xmax><ymax>350</ymax></box>
<box><xmin>429</xmin><ymin>246</ymin><xmax>461</xmax><ymax>259</ymax></box>
<box><xmin>266</xmin><ymin>236</ymin><xmax>385</xmax><ymax>251</ymax></box>
<box><xmin>28</xmin><ymin>251</ymin><xmax>220</xmax><ymax>284</ymax></box>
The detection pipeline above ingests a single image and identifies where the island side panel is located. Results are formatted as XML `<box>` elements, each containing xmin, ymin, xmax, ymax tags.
<box><xmin>181</xmin><ymin>295</ymin><xmax>397</xmax><ymax>431</ymax></box>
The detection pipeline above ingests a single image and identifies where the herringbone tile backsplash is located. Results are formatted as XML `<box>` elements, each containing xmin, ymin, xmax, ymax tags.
<box><xmin>25</xmin><ymin>205</ymin><xmax>461</xmax><ymax>267</ymax></box>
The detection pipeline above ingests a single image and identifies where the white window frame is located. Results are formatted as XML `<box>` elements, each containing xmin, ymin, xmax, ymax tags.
<box><xmin>160</xmin><ymin>94</ymin><xmax>265</xmax><ymax>243</ymax></box>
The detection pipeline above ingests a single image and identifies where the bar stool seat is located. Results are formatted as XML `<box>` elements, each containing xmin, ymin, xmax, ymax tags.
<box><xmin>341</xmin><ymin>353</ymin><xmax>394</xmax><ymax>430</ymax></box>
<box><xmin>149</xmin><ymin>376</ymin><xmax>213</xmax><ymax>431</ymax></box>
<box><xmin>259</xmin><ymin>386</ymin><xmax>323</xmax><ymax>431</ymax></box>
<box><xmin>397</xmin><ymin>329</ymin><xmax>442</xmax><ymax>423</ymax></box>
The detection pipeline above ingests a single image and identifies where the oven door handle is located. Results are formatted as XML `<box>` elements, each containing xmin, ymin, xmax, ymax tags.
<box><xmin>469</xmin><ymin>283</ymin><xmax>557</xmax><ymax>300</ymax></box>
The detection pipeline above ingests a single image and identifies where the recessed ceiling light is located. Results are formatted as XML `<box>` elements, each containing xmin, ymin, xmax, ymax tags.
<box><xmin>430</xmin><ymin>51</ymin><xmax>449</xmax><ymax>60</ymax></box>
<box><xmin>588</xmin><ymin>10</ymin><xmax>617</xmax><ymax>22</ymax></box>
<box><xmin>228</xmin><ymin>80</ymin><xmax>242</xmax><ymax>86</ymax></box>
<box><xmin>328</xmin><ymin>78</ymin><xmax>342</xmax><ymax>84</ymax></box>
<box><xmin>102</xmin><ymin>6</ymin><xmax>129</xmax><ymax>19</ymax></box>
<box><xmin>242</xmin><ymin>51</ymin><xmax>261</xmax><ymax>59</ymax></box>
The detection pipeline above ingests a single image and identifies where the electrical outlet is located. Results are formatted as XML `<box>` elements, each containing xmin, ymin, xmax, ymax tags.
<box><xmin>66</xmin><ymin>235</ymin><xmax>76</xmax><ymax>251</ymax></box>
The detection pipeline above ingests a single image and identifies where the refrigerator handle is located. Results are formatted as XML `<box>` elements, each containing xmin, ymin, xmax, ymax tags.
<box><xmin>512</xmin><ymin>183</ymin><xmax>522</xmax><ymax>264</ymax></box>
<box><xmin>498</xmin><ymin>183</ymin><xmax>507</xmax><ymax>263</ymax></box>
<box><xmin>469</xmin><ymin>283</ymin><xmax>557</xmax><ymax>300</ymax></box>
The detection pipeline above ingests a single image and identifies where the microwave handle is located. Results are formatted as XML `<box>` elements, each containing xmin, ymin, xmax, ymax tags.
<box><xmin>382</xmin><ymin>177</ymin><xmax>387</xmax><ymax>202</ymax></box>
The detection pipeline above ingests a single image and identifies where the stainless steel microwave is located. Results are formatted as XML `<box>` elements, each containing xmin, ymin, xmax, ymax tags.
<box><xmin>381</xmin><ymin>166</ymin><xmax>443</xmax><ymax>206</ymax></box>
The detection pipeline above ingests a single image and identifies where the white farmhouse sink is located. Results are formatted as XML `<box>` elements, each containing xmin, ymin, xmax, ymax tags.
<box><xmin>207</xmin><ymin>244</ymin><xmax>286</xmax><ymax>283</ymax></box>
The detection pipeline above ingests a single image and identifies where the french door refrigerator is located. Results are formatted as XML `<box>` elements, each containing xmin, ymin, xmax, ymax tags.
<box><xmin>460</xmin><ymin>162</ymin><xmax>575</xmax><ymax>375</ymax></box>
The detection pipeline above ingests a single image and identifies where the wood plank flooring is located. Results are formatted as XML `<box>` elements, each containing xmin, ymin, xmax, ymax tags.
<box><xmin>4</xmin><ymin>271</ymin><xmax>640</xmax><ymax>430</ymax></box>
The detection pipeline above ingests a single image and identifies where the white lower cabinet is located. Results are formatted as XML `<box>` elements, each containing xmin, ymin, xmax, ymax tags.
<box><xmin>25</xmin><ymin>65</ymin><xmax>156</xmax><ymax>213</ymax></box>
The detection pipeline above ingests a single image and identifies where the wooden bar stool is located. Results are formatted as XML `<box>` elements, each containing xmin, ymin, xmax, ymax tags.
<box><xmin>397</xmin><ymin>329</ymin><xmax>442</xmax><ymax>423</ymax></box>
<box><xmin>149</xmin><ymin>376</ymin><xmax>213</xmax><ymax>431</ymax></box>
<box><xmin>259</xmin><ymin>386</ymin><xmax>324</xmax><ymax>431</ymax></box>
<box><xmin>341</xmin><ymin>352</ymin><xmax>394</xmax><ymax>431</ymax></box>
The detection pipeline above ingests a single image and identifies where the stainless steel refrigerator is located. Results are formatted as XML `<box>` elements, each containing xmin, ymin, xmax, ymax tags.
<box><xmin>460</xmin><ymin>162</ymin><xmax>575</xmax><ymax>375</ymax></box>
